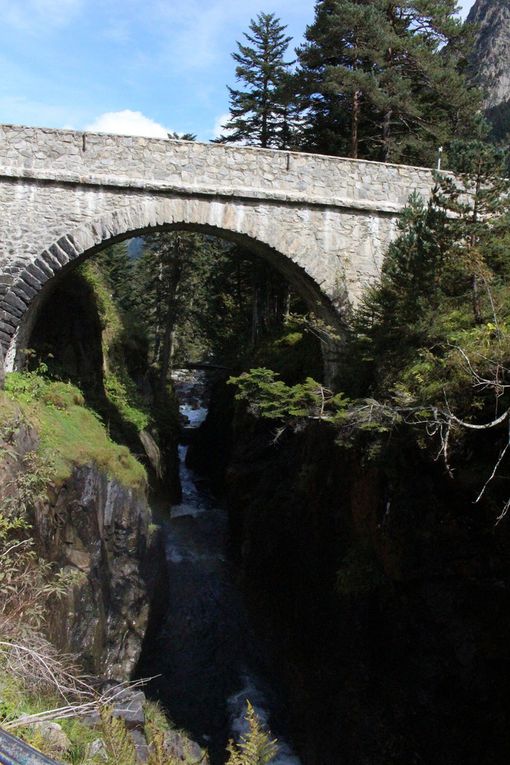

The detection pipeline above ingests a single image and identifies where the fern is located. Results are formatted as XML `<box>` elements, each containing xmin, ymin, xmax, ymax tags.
<box><xmin>226</xmin><ymin>702</ymin><xmax>278</xmax><ymax>765</ymax></box>
<box><xmin>99</xmin><ymin>706</ymin><xmax>137</xmax><ymax>765</ymax></box>
<box><xmin>145</xmin><ymin>722</ymin><xmax>168</xmax><ymax>765</ymax></box>
<box><xmin>145</xmin><ymin>716</ymin><xmax>206</xmax><ymax>765</ymax></box>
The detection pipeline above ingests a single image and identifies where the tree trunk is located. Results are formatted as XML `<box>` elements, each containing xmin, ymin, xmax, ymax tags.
<box><xmin>472</xmin><ymin>274</ymin><xmax>483</xmax><ymax>325</ymax></box>
<box><xmin>382</xmin><ymin>109</ymin><xmax>392</xmax><ymax>162</ymax></box>
<box><xmin>471</xmin><ymin>163</ymin><xmax>483</xmax><ymax>324</ymax></box>
<box><xmin>236</xmin><ymin>261</ymin><xmax>243</xmax><ymax>315</ymax></box>
<box><xmin>159</xmin><ymin>314</ymin><xmax>176</xmax><ymax>390</ymax></box>
<box><xmin>284</xmin><ymin>287</ymin><xmax>291</xmax><ymax>319</ymax></box>
<box><xmin>351</xmin><ymin>90</ymin><xmax>361</xmax><ymax>159</ymax></box>
<box><xmin>382</xmin><ymin>37</ymin><xmax>394</xmax><ymax>163</ymax></box>
<box><xmin>251</xmin><ymin>268</ymin><xmax>260</xmax><ymax>346</ymax></box>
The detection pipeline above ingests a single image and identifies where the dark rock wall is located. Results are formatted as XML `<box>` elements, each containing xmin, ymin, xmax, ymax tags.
<box><xmin>27</xmin><ymin>267</ymin><xmax>180</xmax><ymax>503</ymax></box>
<box><xmin>28</xmin><ymin>271</ymin><xmax>104</xmax><ymax>393</ymax></box>
<box><xmin>0</xmin><ymin>266</ymin><xmax>173</xmax><ymax>681</ymax></box>
<box><xmin>468</xmin><ymin>0</ymin><xmax>510</xmax><ymax>109</ymax></box>
<box><xmin>37</xmin><ymin>464</ymin><xmax>164</xmax><ymax>679</ymax></box>
<box><xmin>0</xmin><ymin>421</ymin><xmax>167</xmax><ymax>680</ymax></box>
<box><xmin>191</xmin><ymin>388</ymin><xmax>510</xmax><ymax>764</ymax></box>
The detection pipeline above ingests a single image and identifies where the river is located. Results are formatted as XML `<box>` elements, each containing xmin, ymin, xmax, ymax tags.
<box><xmin>138</xmin><ymin>371</ymin><xmax>301</xmax><ymax>765</ymax></box>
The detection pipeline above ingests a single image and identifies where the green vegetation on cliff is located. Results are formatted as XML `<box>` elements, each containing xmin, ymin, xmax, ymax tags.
<box><xmin>2</xmin><ymin>372</ymin><xmax>146</xmax><ymax>489</ymax></box>
<box><xmin>228</xmin><ymin>140</ymin><xmax>510</xmax><ymax>519</ymax></box>
<box><xmin>79</xmin><ymin>260</ymin><xmax>151</xmax><ymax>434</ymax></box>
<box><xmin>25</xmin><ymin>255</ymin><xmax>181</xmax><ymax>495</ymax></box>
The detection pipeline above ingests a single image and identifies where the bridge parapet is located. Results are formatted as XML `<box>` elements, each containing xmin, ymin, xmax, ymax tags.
<box><xmin>0</xmin><ymin>124</ymin><xmax>434</xmax><ymax>214</ymax></box>
<box><xmin>0</xmin><ymin>123</ymin><xmax>438</xmax><ymax>369</ymax></box>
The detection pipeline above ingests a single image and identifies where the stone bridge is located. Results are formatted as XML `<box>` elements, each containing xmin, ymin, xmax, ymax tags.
<box><xmin>0</xmin><ymin>123</ymin><xmax>435</xmax><ymax>369</ymax></box>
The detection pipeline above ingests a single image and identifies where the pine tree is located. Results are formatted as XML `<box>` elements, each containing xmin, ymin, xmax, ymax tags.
<box><xmin>432</xmin><ymin>139</ymin><xmax>510</xmax><ymax>323</ymax></box>
<box><xmin>297</xmin><ymin>0</ymin><xmax>385</xmax><ymax>158</ymax></box>
<box><xmin>297</xmin><ymin>0</ymin><xmax>480</xmax><ymax>164</ymax></box>
<box><xmin>135</xmin><ymin>232</ymin><xmax>204</xmax><ymax>386</ymax></box>
<box><xmin>347</xmin><ymin>138</ymin><xmax>510</xmax><ymax>398</ymax></box>
<box><xmin>96</xmin><ymin>242</ymin><xmax>137</xmax><ymax>313</ymax></box>
<box><xmin>218</xmin><ymin>12</ymin><xmax>295</xmax><ymax>148</ymax></box>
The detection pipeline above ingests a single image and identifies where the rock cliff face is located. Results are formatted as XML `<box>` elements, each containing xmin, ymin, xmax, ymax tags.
<box><xmin>1</xmin><ymin>419</ymin><xmax>166</xmax><ymax>680</ymax></box>
<box><xmin>468</xmin><ymin>0</ymin><xmax>510</xmax><ymax>108</ymax></box>
<box><xmin>38</xmin><ymin>464</ymin><xmax>163</xmax><ymax>679</ymax></box>
<box><xmin>0</xmin><ymin>259</ymin><xmax>179</xmax><ymax>682</ymax></box>
<box><xmin>190</xmin><ymin>385</ymin><xmax>510</xmax><ymax>765</ymax></box>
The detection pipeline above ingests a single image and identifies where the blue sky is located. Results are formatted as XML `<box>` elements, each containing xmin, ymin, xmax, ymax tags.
<box><xmin>0</xmin><ymin>0</ymin><xmax>475</xmax><ymax>141</ymax></box>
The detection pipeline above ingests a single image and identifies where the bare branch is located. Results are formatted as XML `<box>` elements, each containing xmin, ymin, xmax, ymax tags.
<box><xmin>474</xmin><ymin>421</ymin><xmax>510</xmax><ymax>504</ymax></box>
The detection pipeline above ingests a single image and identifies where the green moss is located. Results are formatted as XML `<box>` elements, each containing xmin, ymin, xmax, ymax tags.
<box><xmin>0</xmin><ymin>392</ymin><xmax>21</xmax><ymax>428</ymax></box>
<box><xmin>103</xmin><ymin>372</ymin><xmax>150</xmax><ymax>432</ymax></box>
<box><xmin>79</xmin><ymin>261</ymin><xmax>150</xmax><ymax>434</ymax></box>
<box><xmin>3</xmin><ymin>372</ymin><xmax>146</xmax><ymax>490</ymax></box>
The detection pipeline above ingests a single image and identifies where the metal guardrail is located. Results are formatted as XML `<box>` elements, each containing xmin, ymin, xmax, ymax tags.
<box><xmin>0</xmin><ymin>729</ymin><xmax>61</xmax><ymax>765</ymax></box>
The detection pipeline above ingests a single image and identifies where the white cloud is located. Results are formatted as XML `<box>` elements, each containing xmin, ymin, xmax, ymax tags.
<box><xmin>213</xmin><ymin>112</ymin><xmax>232</xmax><ymax>139</ymax></box>
<box><xmin>85</xmin><ymin>110</ymin><xmax>170</xmax><ymax>138</ymax></box>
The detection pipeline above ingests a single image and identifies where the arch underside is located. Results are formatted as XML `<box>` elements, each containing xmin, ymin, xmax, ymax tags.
<box><xmin>0</xmin><ymin>196</ymin><xmax>348</xmax><ymax>370</ymax></box>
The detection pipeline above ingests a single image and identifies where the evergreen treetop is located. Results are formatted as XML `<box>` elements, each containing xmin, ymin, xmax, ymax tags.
<box><xmin>297</xmin><ymin>0</ymin><xmax>480</xmax><ymax>164</ymax></box>
<box><xmin>218</xmin><ymin>12</ymin><xmax>295</xmax><ymax>148</ymax></box>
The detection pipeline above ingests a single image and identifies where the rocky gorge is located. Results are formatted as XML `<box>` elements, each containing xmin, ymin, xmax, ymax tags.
<box><xmin>186</xmin><ymin>378</ymin><xmax>510</xmax><ymax>765</ymax></box>
<box><xmin>4</xmin><ymin>1</ymin><xmax>510</xmax><ymax>762</ymax></box>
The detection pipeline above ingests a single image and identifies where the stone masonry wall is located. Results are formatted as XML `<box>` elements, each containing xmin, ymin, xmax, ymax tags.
<box><xmin>0</xmin><ymin>124</ymin><xmax>436</xmax><ymax>363</ymax></box>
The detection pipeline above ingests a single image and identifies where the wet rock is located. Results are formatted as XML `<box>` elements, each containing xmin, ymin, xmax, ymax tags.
<box><xmin>32</xmin><ymin>463</ymin><xmax>162</xmax><ymax>679</ymax></box>
<box><xmin>113</xmin><ymin>689</ymin><xmax>146</xmax><ymax>730</ymax></box>
<box><xmin>83</xmin><ymin>687</ymin><xmax>146</xmax><ymax>732</ymax></box>
<box><xmin>139</xmin><ymin>430</ymin><xmax>163</xmax><ymax>481</ymax></box>
<box><xmin>0</xmin><ymin>415</ymin><xmax>168</xmax><ymax>682</ymax></box>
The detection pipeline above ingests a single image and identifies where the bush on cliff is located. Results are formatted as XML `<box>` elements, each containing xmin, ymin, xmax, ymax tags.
<box><xmin>229</xmin><ymin>142</ymin><xmax>510</xmax><ymax>519</ymax></box>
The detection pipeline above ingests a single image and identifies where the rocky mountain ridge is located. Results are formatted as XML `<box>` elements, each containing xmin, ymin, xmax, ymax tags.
<box><xmin>467</xmin><ymin>0</ymin><xmax>510</xmax><ymax>110</ymax></box>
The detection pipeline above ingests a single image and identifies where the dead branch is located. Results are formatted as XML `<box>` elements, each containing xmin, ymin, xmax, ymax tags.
<box><xmin>3</xmin><ymin>677</ymin><xmax>159</xmax><ymax>730</ymax></box>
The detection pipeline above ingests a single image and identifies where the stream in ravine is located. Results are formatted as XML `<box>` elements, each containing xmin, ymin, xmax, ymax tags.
<box><xmin>139</xmin><ymin>372</ymin><xmax>301</xmax><ymax>765</ymax></box>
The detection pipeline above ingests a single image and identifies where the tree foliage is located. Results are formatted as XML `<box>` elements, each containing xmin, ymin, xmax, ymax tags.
<box><xmin>226</xmin><ymin>141</ymin><xmax>510</xmax><ymax>515</ymax></box>
<box><xmin>99</xmin><ymin>231</ymin><xmax>315</xmax><ymax>379</ymax></box>
<box><xmin>296</xmin><ymin>0</ymin><xmax>480</xmax><ymax>163</ymax></box>
<box><xmin>229</xmin><ymin>367</ymin><xmax>349</xmax><ymax>425</ymax></box>
<box><xmin>218</xmin><ymin>12</ymin><xmax>297</xmax><ymax>148</ymax></box>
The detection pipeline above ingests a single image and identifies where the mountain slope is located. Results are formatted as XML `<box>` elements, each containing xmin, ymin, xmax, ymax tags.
<box><xmin>467</xmin><ymin>0</ymin><xmax>510</xmax><ymax>110</ymax></box>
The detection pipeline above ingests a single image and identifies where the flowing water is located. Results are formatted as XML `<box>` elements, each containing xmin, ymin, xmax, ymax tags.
<box><xmin>140</xmin><ymin>372</ymin><xmax>301</xmax><ymax>765</ymax></box>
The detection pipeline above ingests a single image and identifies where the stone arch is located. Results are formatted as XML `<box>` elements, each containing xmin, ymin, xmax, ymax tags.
<box><xmin>1</xmin><ymin>196</ymin><xmax>347</xmax><ymax>371</ymax></box>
